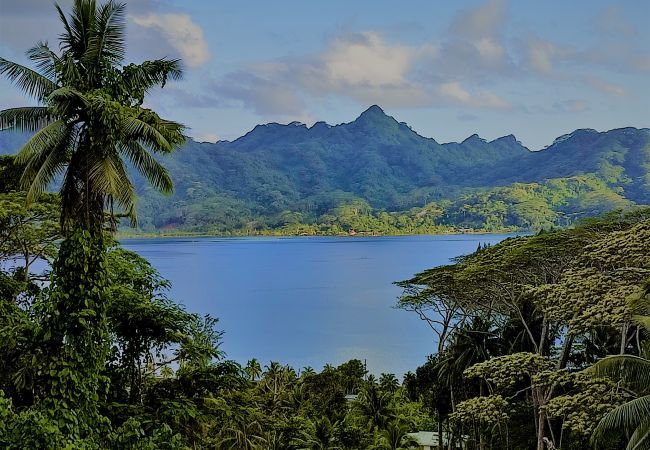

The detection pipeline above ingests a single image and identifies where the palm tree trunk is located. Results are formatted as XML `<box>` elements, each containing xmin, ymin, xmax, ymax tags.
<box><xmin>41</xmin><ymin>227</ymin><xmax>109</xmax><ymax>436</ymax></box>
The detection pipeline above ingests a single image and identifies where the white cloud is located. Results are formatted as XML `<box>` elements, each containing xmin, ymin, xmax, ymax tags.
<box><xmin>130</xmin><ymin>13</ymin><xmax>210</xmax><ymax>67</ymax></box>
<box><xmin>321</xmin><ymin>32</ymin><xmax>416</xmax><ymax>87</ymax></box>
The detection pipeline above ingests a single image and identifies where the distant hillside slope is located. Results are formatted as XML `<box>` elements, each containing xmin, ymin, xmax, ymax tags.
<box><xmin>1</xmin><ymin>106</ymin><xmax>648</xmax><ymax>232</ymax></box>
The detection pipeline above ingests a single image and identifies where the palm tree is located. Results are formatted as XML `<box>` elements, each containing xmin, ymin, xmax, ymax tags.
<box><xmin>0</xmin><ymin>0</ymin><xmax>184</xmax><ymax>434</ymax></box>
<box><xmin>374</xmin><ymin>420</ymin><xmax>418</xmax><ymax>450</ymax></box>
<box><xmin>218</xmin><ymin>419</ymin><xmax>267</xmax><ymax>450</ymax></box>
<box><xmin>589</xmin><ymin>283</ymin><xmax>650</xmax><ymax>449</ymax></box>
<box><xmin>354</xmin><ymin>383</ymin><xmax>395</xmax><ymax>432</ymax></box>
<box><xmin>293</xmin><ymin>416</ymin><xmax>341</xmax><ymax>450</ymax></box>
<box><xmin>379</xmin><ymin>373</ymin><xmax>400</xmax><ymax>393</ymax></box>
<box><xmin>589</xmin><ymin>350</ymin><xmax>650</xmax><ymax>448</ymax></box>
<box><xmin>261</xmin><ymin>361</ymin><xmax>294</xmax><ymax>413</ymax></box>
<box><xmin>0</xmin><ymin>0</ymin><xmax>184</xmax><ymax>232</ymax></box>
<box><xmin>301</xmin><ymin>366</ymin><xmax>316</xmax><ymax>378</ymax></box>
<box><xmin>245</xmin><ymin>358</ymin><xmax>262</xmax><ymax>381</ymax></box>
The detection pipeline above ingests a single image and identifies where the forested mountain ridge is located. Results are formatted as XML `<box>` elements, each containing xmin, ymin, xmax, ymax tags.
<box><xmin>1</xmin><ymin>106</ymin><xmax>648</xmax><ymax>233</ymax></box>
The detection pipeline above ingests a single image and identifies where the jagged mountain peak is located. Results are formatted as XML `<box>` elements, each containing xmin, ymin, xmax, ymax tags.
<box><xmin>462</xmin><ymin>133</ymin><xmax>486</xmax><ymax>144</ymax></box>
<box><xmin>353</xmin><ymin>105</ymin><xmax>395</xmax><ymax>124</ymax></box>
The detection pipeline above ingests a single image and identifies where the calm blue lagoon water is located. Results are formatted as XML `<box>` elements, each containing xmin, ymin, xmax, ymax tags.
<box><xmin>121</xmin><ymin>234</ymin><xmax>514</xmax><ymax>376</ymax></box>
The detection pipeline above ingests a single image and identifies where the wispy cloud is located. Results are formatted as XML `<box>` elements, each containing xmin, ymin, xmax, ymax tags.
<box><xmin>587</xmin><ymin>77</ymin><xmax>626</xmax><ymax>96</ymax></box>
<box><xmin>130</xmin><ymin>13</ymin><xmax>210</xmax><ymax>67</ymax></box>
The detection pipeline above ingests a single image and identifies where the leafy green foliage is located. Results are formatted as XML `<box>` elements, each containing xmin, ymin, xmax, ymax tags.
<box><xmin>400</xmin><ymin>209</ymin><xmax>650</xmax><ymax>449</ymax></box>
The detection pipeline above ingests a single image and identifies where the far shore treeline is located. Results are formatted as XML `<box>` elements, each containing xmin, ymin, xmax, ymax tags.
<box><xmin>0</xmin><ymin>0</ymin><xmax>648</xmax><ymax>449</ymax></box>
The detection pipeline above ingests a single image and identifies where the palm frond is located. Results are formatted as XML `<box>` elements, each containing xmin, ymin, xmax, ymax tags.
<box><xmin>593</xmin><ymin>395</ymin><xmax>650</xmax><ymax>445</ymax></box>
<box><xmin>67</xmin><ymin>0</ymin><xmax>95</xmax><ymax>57</ymax></box>
<box><xmin>87</xmin><ymin>149</ymin><xmax>135</xmax><ymax>215</ymax></box>
<box><xmin>110</xmin><ymin>155</ymin><xmax>137</xmax><ymax>225</ymax></box>
<box><xmin>118</xmin><ymin>141</ymin><xmax>173</xmax><ymax>194</ymax></box>
<box><xmin>586</xmin><ymin>355</ymin><xmax>650</xmax><ymax>394</ymax></box>
<box><xmin>0</xmin><ymin>58</ymin><xmax>57</xmax><ymax>101</ymax></box>
<box><xmin>55</xmin><ymin>3</ymin><xmax>76</xmax><ymax>53</ymax></box>
<box><xmin>87</xmin><ymin>148</ymin><xmax>121</xmax><ymax>195</ymax></box>
<box><xmin>86</xmin><ymin>149</ymin><xmax>137</xmax><ymax>224</ymax></box>
<box><xmin>24</xmin><ymin>130</ymin><xmax>74</xmax><ymax>203</ymax></box>
<box><xmin>0</xmin><ymin>107</ymin><xmax>52</xmax><ymax>132</ymax></box>
<box><xmin>626</xmin><ymin>418</ymin><xmax>650</xmax><ymax>450</ymax></box>
<box><xmin>26</xmin><ymin>41</ymin><xmax>60</xmax><ymax>81</ymax></box>
<box><xmin>85</xmin><ymin>0</ymin><xmax>125</xmax><ymax>66</ymax></box>
<box><xmin>121</xmin><ymin>115</ymin><xmax>174</xmax><ymax>153</ymax></box>
<box><xmin>16</xmin><ymin>119</ymin><xmax>67</xmax><ymax>168</ymax></box>
<box><xmin>153</xmin><ymin>118</ymin><xmax>186</xmax><ymax>148</ymax></box>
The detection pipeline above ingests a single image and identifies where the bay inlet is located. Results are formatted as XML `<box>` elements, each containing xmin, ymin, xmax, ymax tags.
<box><xmin>122</xmin><ymin>234</ymin><xmax>516</xmax><ymax>376</ymax></box>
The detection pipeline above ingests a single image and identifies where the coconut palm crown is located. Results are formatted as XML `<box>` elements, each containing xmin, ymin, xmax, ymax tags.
<box><xmin>0</xmin><ymin>0</ymin><xmax>185</xmax><ymax>231</ymax></box>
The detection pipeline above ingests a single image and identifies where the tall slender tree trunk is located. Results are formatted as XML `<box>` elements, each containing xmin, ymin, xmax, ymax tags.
<box><xmin>536</xmin><ymin>407</ymin><xmax>547</xmax><ymax>450</ymax></box>
<box><xmin>620</xmin><ymin>322</ymin><xmax>629</xmax><ymax>354</ymax></box>
<box><xmin>538</xmin><ymin>317</ymin><xmax>548</xmax><ymax>355</ymax></box>
<box><xmin>556</xmin><ymin>333</ymin><xmax>574</xmax><ymax>370</ymax></box>
<box><xmin>478</xmin><ymin>380</ymin><xmax>485</xmax><ymax>450</ymax></box>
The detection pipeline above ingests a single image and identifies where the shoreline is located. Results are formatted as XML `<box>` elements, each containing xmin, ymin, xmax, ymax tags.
<box><xmin>117</xmin><ymin>227</ymin><xmax>525</xmax><ymax>239</ymax></box>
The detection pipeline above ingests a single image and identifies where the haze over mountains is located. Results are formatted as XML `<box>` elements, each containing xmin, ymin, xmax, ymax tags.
<box><xmin>1</xmin><ymin>106</ymin><xmax>648</xmax><ymax>233</ymax></box>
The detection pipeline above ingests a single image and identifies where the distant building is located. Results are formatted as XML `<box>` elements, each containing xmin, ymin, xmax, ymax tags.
<box><xmin>407</xmin><ymin>431</ymin><xmax>464</xmax><ymax>449</ymax></box>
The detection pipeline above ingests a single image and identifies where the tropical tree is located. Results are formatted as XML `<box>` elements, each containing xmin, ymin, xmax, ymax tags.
<box><xmin>354</xmin><ymin>383</ymin><xmax>394</xmax><ymax>432</ymax></box>
<box><xmin>301</xmin><ymin>366</ymin><xmax>316</xmax><ymax>379</ymax></box>
<box><xmin>373</xmin><ymin>420</ymin><xmax>418</xmax><ymax>450</ymax></box>
<box><xmin>245</xmin><ymin>358</ymin><xmax>263</xmax><ymax>381</ymax></box>
<box><xmin>379</xmin><ymin>373</ymin><xmax>399</xmax><ymax>393</ymax></box>
<box><xmin>589</xmin><ymin>282</ymin><xmax>650</xmax><ymax>449</ymax></box>
<box><xmin>0</xmin><ymin>0</ymin><xmax>185</xmax><ymax>230</ymax></box>
<box><xmin>293</xmin><ymin>416</ymin><xmax>341</xmax><ymax>450</ymax></box>
<box><xmin>0</xmin><ymin>192</ymin><xmax>60</xmax><ymax>289</ymax></box>
<box><xmin>0</xmin><ymin>0</ymin><xmax>185</xmax><ymax>439</ymax></box>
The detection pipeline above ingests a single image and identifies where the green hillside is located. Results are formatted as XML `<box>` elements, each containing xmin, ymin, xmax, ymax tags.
<box><xmin>1</xmin><ymin>106</ymin><xmax>648</xmax><ymax>234</ymax></box>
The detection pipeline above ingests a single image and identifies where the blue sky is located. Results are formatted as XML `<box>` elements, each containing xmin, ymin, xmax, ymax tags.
<box><xmin>0</xmin><ymin>0</ymin><xmax>648</xmax><ymax>149</ymax></box>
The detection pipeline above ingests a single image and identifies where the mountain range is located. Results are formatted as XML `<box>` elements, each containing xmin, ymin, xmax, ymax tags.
<box><xmin>1</xmin><ymin>105</ymin><xmax>648</xmax><ymax>234</ymax></box>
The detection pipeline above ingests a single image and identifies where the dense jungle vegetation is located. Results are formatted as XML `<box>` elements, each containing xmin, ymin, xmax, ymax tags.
<box><xmin>0</xmin><ymin>1</ymin><xmax>648</xmax><ymax>449</ymax></box>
